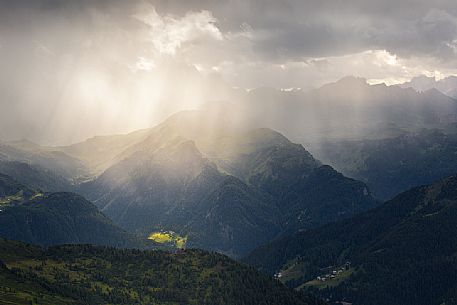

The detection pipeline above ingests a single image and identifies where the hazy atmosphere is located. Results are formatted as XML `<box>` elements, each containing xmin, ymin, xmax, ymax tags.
<box><xmin>2</xmin><ymin>2</ymin><xmax>457</xmax><ymax>305</ymax></box>
<box><xmin>1</xmin><ymin>0</ymin><xmax>457</xmax><ymax>144</ymax></box>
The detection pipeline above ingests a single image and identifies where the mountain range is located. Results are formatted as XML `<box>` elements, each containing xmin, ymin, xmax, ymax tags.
<box><xmin>1</xmin><ymin>75</ymin><xmax>457</xmax><ymax>304</ymax></box>
<box><xmin>0</xmin><ymin>140</ymin><xmax>89</xmax><ymax>184</ymax></box>
<box><xmin>310</xmin><ymin>128</ymin><xmax>457</xmax><ymax>200</ymax></box>
<box><xmin>76</xmin><ymin>111</ymin><xmax>377</xmax><ymax>257</ymax></box>
<box><xmin>226</xmin><ymin>76</ymin><xmax>457</xmax><ymax>143</ymax></box>
<box><xmin>400</xmin><ymin>75</ymin><xmax>457</xmax><ymax>99</ymax></box>
<box><xmin>0</xmin><ymin>109</ymin><xmax>377</xmax><ymax>257</ymax></box>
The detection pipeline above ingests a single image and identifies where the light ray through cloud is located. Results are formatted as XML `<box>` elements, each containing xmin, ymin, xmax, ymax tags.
<box><xmin>0</xmin><ymin>0</ymin><xmax>456</xmax><ymax>144</ymax></box>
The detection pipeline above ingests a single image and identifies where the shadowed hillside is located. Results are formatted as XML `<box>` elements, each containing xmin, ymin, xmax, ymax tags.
<box><xmin>75</xmin><ymin>111</ymin><xmax>377</xmax><ymax>257</ymax></box>
<box><xmin>0</xmin><ymin>174</ymin><xmax>139</xmax><ymax>248</ymax></box>
<box><xmin>244</xmin><ymin>175</ymin><xmax>457</xmax><ymax>305</ymax></box>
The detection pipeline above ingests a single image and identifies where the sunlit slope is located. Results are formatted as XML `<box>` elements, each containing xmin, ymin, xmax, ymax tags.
<box><xmin>0</xmin><ymin>239</ymin><xmax>323</xmax><ymax>305</ymax></box>
<box><xmin>148</xmin><ymin>231</ymin><xmax>187</xmax><ymax>249</ymax></box>
<box><xmin>79</xmin><ymin>110</ymin><xmax>377</xmax><ymax>257</ymax></box>
<box><xmin>81</xmin><ymin>137</ymin><xmax>282</xmax><ymax>257</ymax></box>
<box><xmin>244</xmin><ymin>175</ymin><xmax>457</xmax><ymax>305</ymax></box>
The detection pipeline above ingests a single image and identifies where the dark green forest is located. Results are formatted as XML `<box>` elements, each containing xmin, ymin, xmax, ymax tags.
<box><xmin>0</xmin><ymin>239</ymin><xmax>323</xmax><ymax>305</ymax></box>
<box><xmin>244</xmin><ymin>175</ymin><xmax>457</xmax><ymax>305</ymax></box>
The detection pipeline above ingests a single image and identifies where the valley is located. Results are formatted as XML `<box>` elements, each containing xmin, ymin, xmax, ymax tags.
<box><xmin>0</xmin><ymin>110</ymin><xmax>378</xmax><ymax>257</ymax></box>
<box><xmin>1</xmin><ymin>85</ymin><xmax>457</xmax><ymax>304</ymax></box>
<box><xmin>3</xmin><ymin>1</ymin><xmax>457</xmax><ymax>304</ymax></box>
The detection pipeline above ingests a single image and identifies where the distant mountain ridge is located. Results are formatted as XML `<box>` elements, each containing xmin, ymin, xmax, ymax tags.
<box><xmin>400</xmin><ymin>74</ymin><xmax>457</xmax><ymax>99</ymax></box>
<box><xmin>310</xmin><ymin>129</ymin><xmax>457</xmax><ymax>200</ymax></box>
<box><xmin>229</xmin><ymin>76</ymin><xmax>457</xmax><ymax>143</ymax></box>
<box><xmin>5</xmin><ymin>75</ymin><xmax>457</xmax><ymax>148</ymax></box>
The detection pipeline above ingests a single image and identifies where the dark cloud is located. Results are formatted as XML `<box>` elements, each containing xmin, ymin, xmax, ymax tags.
<box><xmin>125</xmin><ymin>0</ymin><xmax>457</xmax><ymax>62</ymax></box>
<box><xmin>2</xmin><ymin>0</ymin><xmax>456</xmax><ymax>61</ymax></box>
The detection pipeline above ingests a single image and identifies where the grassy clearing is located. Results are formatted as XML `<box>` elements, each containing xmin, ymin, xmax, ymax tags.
<box><xmin>278</xmin><ymin>261</ymin><xmax>306</xmax><ymax>283</ymax></box>
<box><xmin>148</xmin><ymin>231</ymin><xmax>187</xmax><ymax>249</ymax></box>
<box><xmin>301</xmin><ymin>267</ymin><xmax>355</xmax><ymax>290</ymax></box>
<box><xmin>30</xmin><ymin>192</ymin><xmax>44</xmax><ymax>200</ymax></box>
<box><xmin>0</xmin><ymin>191</ymin><xmax>43</xmax><ymax>205</ymax></box>
<box><xmin>0</xmin><ymin>194</ymin><xmax>24</xmax><ymax>205</ymax></box>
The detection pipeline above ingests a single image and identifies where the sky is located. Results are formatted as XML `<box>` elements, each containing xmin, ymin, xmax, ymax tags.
<box><xmin>1</xmin><ymin>0</ymin><xmax>457</xmax><ymax>144</ymax></box>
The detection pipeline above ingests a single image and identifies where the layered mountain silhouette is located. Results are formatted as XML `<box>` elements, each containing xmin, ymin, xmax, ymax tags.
<box><xmin>311</xmin><ymin>129</ymin><xmax>457</xmax><ymax>200</ymax></box>
<box><xmin>5</xmin><ymin>76</ymin><xmax>452</xmax><ymax>257</ymax></box>
<box><xmin>227</xmin><ymin>76</ymin><xmax>457</xmax><ymax>142</ymax></box>
<box><xmin>244</xmin><ymin>175</ymin><xmax>457</xmax><ymax>305</ymax></box>
<box><xmin>1</xmin><ymin>75</ymin><xmax>457</xmax><ymax>304</ymax></box>
<box><xmin>0</xmin><ymin>160</ymin><xmax>72</xmax><ymax>192</ymax></box>
<box><xmin>400</xmin><ymin>74</ymin><xmax>457</xmax><ymax>99</ymax></box>
<box><xmin>0</xmin><ymin>140</ymin><xmax>89</xmax><ymax>184</ymax></box>
<box><xmin>0</xmin><ymin>108</ymin><xmax>378</xmax><ymax>257</ymax></box>
<box><xmin>74</xmin><ymin>111</ymin><xmax>376</xmax><ymax>257</ymax></box>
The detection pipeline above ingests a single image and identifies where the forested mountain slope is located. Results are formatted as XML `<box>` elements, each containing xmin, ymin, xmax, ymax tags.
<box><xmin>77</xmin><ymin>111</ymin><xmax>377</xmax><ymax>257</ymax></box>
<box><xmin>0</xmin><ymin>174</ymin><xmax>138</xmax><ymax>248</ymax></box>
<box><xmin>0</xmin><ymin>238</ymin><xmax>324</xmax><ymax>305</ymax></box>
<box><xmin>244</xmin><ymin>175</ymin><xmax>457</xmax><ymax>305</ymax></box>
